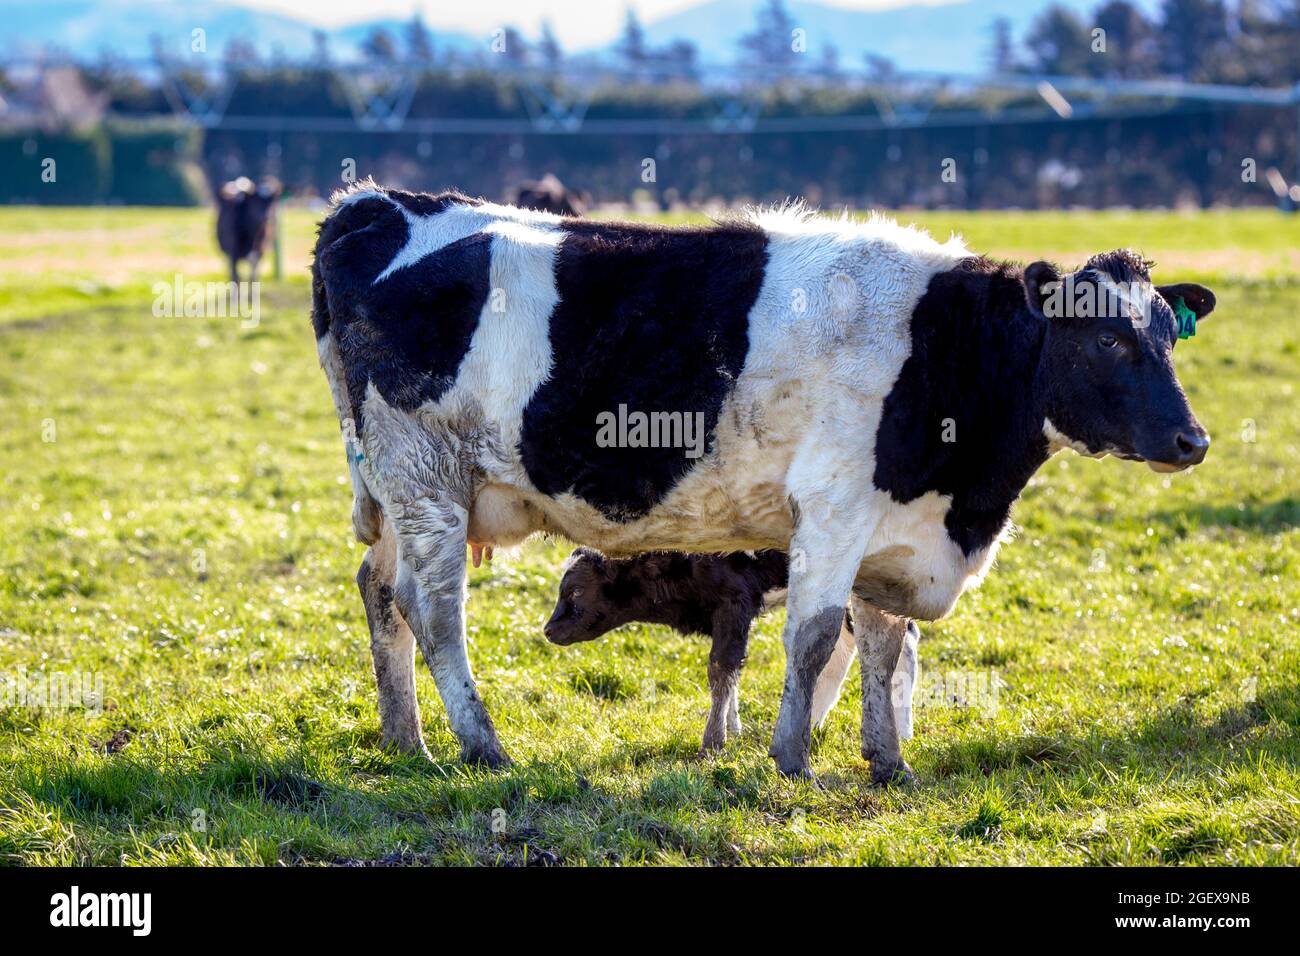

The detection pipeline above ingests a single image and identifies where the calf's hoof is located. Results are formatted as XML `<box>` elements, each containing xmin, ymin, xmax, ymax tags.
<box><xmin>700</xmin><ymin>732</ymin><xmax>727</xmax><ymax>755</ymax></box>
<box><xmin>381</xmin><ymin>732</ymin><xmax>432</xmax><ymax>760</ymax></box>
<box><xmin>869</xmin><ymin>759</ymin><xmax>915</xmax><ymax>788</ymax></box>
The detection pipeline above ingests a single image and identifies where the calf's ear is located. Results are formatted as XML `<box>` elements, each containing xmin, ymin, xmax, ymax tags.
<box><xmin>1023</xmin><ymin>261</ymin><xmax>1062</xmax><ymax>320</ymax></box>
<box><xmin>1157</xmin><ymin>282</ymin><xmax>1216</xmax><ymax>319</ymax></box>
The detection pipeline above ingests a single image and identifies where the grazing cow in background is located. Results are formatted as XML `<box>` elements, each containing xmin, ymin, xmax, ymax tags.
<box><xmin>512</xmin><ymin>174</ymin><xmax>589</xmax><ymax>217</ymax></box>
<box><xmin>545</xmin><ymin>547</ymin><xmax>920</xmax><ymax>751</ymax></box>
<box><xmin>311</xmin><ymin>180</ymin><xmax>1215</xmax><ymax>783</ymax></box>
<box><xmin>216</xmin><ymin>175</ymin><xmax>281</xmax><ymax>283</ymax></box>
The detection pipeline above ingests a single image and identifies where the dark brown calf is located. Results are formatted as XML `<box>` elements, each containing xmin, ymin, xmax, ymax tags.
<box><xmin>544</xmin><ymin>548</ymin><xmax>925</xmax><ymax>754</ymax></box>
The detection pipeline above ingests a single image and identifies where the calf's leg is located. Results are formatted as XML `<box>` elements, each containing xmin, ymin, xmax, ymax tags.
<box><xmin>852</xmin><ymin>596</ymin><xmax>914</xmax><ymax>785</ymax></box>
<box><xmin>357</xmin><ymin>523</ymin><xmax>427</xmax><ymax>755</ymax></box>
<box><xmin>702</xmin><ymin>610</ymin><xmax>750</xmax><ymax>752</ymax></box>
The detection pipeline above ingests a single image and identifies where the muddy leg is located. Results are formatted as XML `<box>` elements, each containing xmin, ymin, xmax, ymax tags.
<box><xmin>357</xmin><ymin>524</ymin><xmax>427</xmax><ymax>756</ymax></box>
<box><xmin>851</xmin><ymin>596</ymin><xmax>914</xmax><ymax>786</ymax></box>
<box><xmin>391</xmin><ymin>498</ymin><xmax>509</xmax><ymax>768</ymax></box>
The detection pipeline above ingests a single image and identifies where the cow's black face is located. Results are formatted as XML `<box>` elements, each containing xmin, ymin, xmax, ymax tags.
<box><xmin>1026</xmin><ymin>251</ymin><xmax>1215</xmax><ymax>472</ymax></box>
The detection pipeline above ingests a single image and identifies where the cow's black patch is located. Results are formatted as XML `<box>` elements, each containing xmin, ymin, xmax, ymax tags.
<box><xmin>874</xmin><ymin>258</ymin><xmax>1051</xmax><ymax>556</ymax></box>
<box><xmin>311</xmin><ymin>192</ymin><xmax>489</xmax><ymax>427</ymax></box>
<box><xmin>519</xmin><ymin>219</ymin><xmax>768</xmax><ymax>521</ymax></box>
<box><xmin>388</xmin><ymin>188</ymin><xmax>477</xmax><ymax>217</ymax></box>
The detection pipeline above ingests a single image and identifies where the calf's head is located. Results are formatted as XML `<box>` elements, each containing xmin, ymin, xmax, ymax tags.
<box><xmin>545</xmin><ymin>548</ymin><xmax>634</xmax><ymax>646</ymax></box>
<box><xmin>1026</xmin><ymin>250</ymin><xmax>1215</xmax><ymax>472</ymax></box>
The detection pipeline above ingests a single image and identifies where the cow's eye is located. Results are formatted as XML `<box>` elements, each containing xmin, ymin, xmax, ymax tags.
<box><xmin>1097</xmin><ymin>332</ymin><xmax>1119</xmax><ymax>349</ymax></box>
<box><xmin>567</xmin><ymin>588</ymin><xmax>584</xmax><ymax>601</ymax></box>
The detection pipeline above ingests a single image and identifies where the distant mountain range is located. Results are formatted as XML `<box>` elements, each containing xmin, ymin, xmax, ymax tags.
<box><xmin>2</xmin><ymin>0</ymin><xmax>481</xmax><ymax>62</ymax></box>
<box><xmin>4</xmin><ymin>0</ymin><xmax>1159</xmax><ymax>75</ymax></box>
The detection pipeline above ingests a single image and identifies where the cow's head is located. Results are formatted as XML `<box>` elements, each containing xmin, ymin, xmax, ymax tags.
<box><xmin>544</xmin><ymin>548</ymin><xmax>626</xmax><ymax>646</ymax></box>
<box><xmin>218</xmin><ymin>176</ymin><xmax>281</xmax><ymax>214</ymax></box>
<box><xmin>1025</xmin><ymin>250</ymin><xmax>1215</xmax><ymax>472</ymax></box>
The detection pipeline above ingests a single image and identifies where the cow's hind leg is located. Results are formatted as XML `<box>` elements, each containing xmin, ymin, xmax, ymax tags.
<box><xmin>357</xmin><ymin>524</ymin><xmax>427</xmax><ymax>756</ymax></box>
<box><xmin>810</xmin><ymin>615</ymin><xmax>857</xmax><ymax>728</ymax></box>
<box><xmin>702</xmin><ymin>611</ymin><xmax>749</xmax><ymax>752</ymax></box>
<box><xmin>852</xmin><ymin>596</ymin><xmax>914</xmax><ymax>786</ymax></box>
<box><xmin>390</xmin><ymin>497</ymin><xmax>509</xmax><ymax>768</ymax></box>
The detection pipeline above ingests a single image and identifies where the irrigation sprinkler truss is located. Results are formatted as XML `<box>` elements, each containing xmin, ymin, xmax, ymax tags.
<box><xmin>3</xmin><ymin>52</ymin><xmax>1298</xmax><ymax>183</ymax></box>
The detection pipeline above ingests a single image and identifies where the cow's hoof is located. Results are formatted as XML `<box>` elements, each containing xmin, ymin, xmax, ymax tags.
<box><xmin>870</xmin><ymin>759</ymin><xmax>915</xmax><ymax>788</ymax></box>
<box><xmin>772</xmin><ymin>753</ymin><xmax>818</xmax><ymax>783</ymax></box>
<box><xmin>464</xmin><ymin>744</ymin><xmax>512</xmax><ymax>770</ymax></box>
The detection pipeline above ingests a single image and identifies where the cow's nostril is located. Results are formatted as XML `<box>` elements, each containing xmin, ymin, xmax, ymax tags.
<box><xmin>1175</xmin><ymin>431</ymin><xmax>1210</xmax><ymax>463</ymax></box>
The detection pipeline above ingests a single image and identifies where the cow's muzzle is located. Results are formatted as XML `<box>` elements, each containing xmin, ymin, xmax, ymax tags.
<box><xmin>1145</xmin><ymin>428</ymin><xmax>1210</xmax><ymax>472</ymax></box>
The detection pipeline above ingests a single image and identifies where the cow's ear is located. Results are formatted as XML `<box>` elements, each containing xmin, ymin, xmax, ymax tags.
<box><xmin>1157</xmin><ymin>282</ymin><xmax>1216</xmax><ymax>319</ymax></box>
<box><xmin>1024</xmin><ymin>261</ymin><xmax>1062</xmax><ymax>320</ymax></box>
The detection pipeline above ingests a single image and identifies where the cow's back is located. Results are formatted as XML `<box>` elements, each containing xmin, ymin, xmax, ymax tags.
<box><xmin>312</xmin><ymin>185</ymin><xmax>771</xmax><ymax>526</ymax></box>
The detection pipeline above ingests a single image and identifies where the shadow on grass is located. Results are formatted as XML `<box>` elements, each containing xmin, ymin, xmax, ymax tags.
<box><xmin>1147</xmin><ymin>497</ymin><xmax>1299</xmax><ymax>533</ymax></box>
<box><xmin>923</xmin><ymin>684</ymin><xmax>1298</xmax><ymax>781</ymax></box>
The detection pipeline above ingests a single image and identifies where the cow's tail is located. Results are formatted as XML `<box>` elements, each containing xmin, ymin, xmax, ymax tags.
<box><xmin>313</xmin><ymin>203</ymin><xmax>384</xmax><ymax>546</ymax></box>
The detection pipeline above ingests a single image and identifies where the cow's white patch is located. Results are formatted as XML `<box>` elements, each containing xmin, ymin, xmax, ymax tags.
<box><xmin>1043</xmin><ymin>417</ymin><xmax>1105</xmax><ymax>457</ymax></box>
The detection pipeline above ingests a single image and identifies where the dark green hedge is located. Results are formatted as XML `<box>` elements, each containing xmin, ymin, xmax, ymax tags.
<box><xmin>0</xmin><ymin>123</ymin><xmax>205</xmax><ymax>206</ymax></box>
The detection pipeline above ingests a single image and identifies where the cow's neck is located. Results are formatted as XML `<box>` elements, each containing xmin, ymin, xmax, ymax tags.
<box><xmin>875</xmin><ymin>258</ymin><xmax>1052</xmax><ymax>557</ymax></box>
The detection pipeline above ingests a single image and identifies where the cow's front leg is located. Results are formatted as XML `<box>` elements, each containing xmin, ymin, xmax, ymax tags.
<box><xmin>852</xmin><ymin>597</ymin><xmax>914</xmax><ymax>786</ymax></box>
<box><xmin>770</xmin><ymin>515</ymin><xmax>866</xmax><ymax>780</ymax></box>
<box><xmin>357</xmin><ymin>523</ymin><xmax>427</xmax><ymax>756</ymax></box>
<box><xmin>390</xmin><ymin>497</ymin><xmax>509</xmax><ymax>768</ymax></box>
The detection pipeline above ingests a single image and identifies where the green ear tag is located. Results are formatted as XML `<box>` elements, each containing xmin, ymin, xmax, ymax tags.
<box><xmin>1173</xmin><ymin>297</ymin><xmax>1197</xmax><ymax>340</ymax></box>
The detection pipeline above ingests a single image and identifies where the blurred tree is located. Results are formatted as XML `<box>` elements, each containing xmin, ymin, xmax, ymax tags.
<box><xmin>664</xmin><ymin>39</ymin><xmax>699</xmax><ymax>77</ymax></box>
<box><xmin>820</xmin><ymin>43</ymin><xmax>840</xmax><ymax>77</ymax></box>
<box><xmin>362</xmin><ymin>27</ymin><xmax>399</xmax><ymax>64</ymax></box>
<box><xmin>223</xmin><ymin>37</ymin><xmax>261</xmax><ymax>67</ymax></box>
<box><xmin>1234</xmin><ymin>0</ymin><xmax>1300</xmax><ymax>84</ymax></box>
<box><xmin>1156</xmin><ymin>0</ymin><xmax>1229</xmax><ymax>79</ymax></box>
<box><xmin>1093</xmin><ymin>1</ymin><xmax>1154</xmax><ymax>78</ymax></box>
<box><xmin>864</xmin><ymin>53</ymin><xmax>896</xmax><ymax>82</ymax></box>
<box><xmin>500</xmin><ymin>27</ymin><xmax>530</xmax><ymax>67</ymax></box>
<box><xmin>405</xmin><ymin>16</ymin><xmax>434</xmax><ymax>64</ymax></box>
<box><xmin>988</xmin><ymin>16</ymin><xmax>1016</xmax><ymax>73</ymax></box>
<box><xmin>538</xmin><ymin>21</ymin><xmax>563</xmax><ymax>71</ymax></box>
<box><xmin>741</xmin><ymin>0</ymin><xmax>800</xmax><ymax>70</ymax></box>
<box><xmin>617</xmin><ymin>10</ymin><xmax>647</xmax><ymax>66</ymax></box>
<box><xmin>1024</xmin><ymin>5</ymin><xmax>1093</xmax><ymax>74</ymax></box>
<box><xmin>311</xmin><ymin>29</ymin><xmax>331</xmax><ymax>66</ymax></box>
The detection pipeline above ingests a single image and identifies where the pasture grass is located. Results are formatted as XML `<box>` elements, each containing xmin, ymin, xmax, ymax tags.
<box><xmin>0</xmin><ymin>204</ymin><xmax>1297</xmax><ymax>865</ymax></box>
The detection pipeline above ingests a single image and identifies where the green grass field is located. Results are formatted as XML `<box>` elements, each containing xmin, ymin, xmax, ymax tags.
<box><xmin>0</xmin><ymin>205</ymin><xmax>1297</xmax><ymax>866</ymax></box>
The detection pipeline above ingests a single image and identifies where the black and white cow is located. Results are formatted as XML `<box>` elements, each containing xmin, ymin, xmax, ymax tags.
<box><xmin>217</xmin><ymin>176</ymin><xmax>281</xmax><ymax>284</ymax></box>
<box><xmin>312</xmin><ymin>181</ymin><xmax>1215</xmax><ymax>782</ymax></box>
